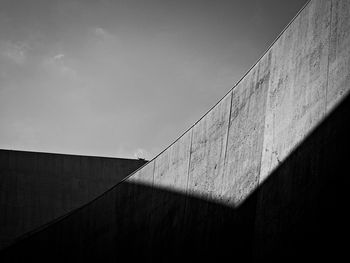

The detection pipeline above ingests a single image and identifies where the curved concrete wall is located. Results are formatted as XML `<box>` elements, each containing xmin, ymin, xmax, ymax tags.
<box><xmin>131</xmin><ymin>0</ymin><xmax>349</xmax><ymax>206</ymax></box>
<box><xmin>1</xmin><ymin>0</ymin><xmax>349</xmax><ymax>261</ymax></box>
<box><xmin>0</xmin><ymin>150</ymin><xmax>146</xmax><ymax>248</ymax></box>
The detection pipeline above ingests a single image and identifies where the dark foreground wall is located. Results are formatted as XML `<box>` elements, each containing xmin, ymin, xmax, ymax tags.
<box><xmin>0</xmin><ymin>150</ymin><xmax>146</xmax><ymax>249</ymax></box>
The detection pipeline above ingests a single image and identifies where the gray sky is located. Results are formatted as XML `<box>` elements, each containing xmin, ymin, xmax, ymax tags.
<box><xmin>0</xmin><ymin>0</ymin><xmax>308</xmax><ymax>159</ymax></box>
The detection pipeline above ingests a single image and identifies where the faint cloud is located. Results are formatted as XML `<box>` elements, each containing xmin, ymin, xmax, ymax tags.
<box><xmin>93</xmin><ymin>27</ymin><xmax>114</xmax><ymax>40</ymax></box>
<box><xmin>0</xmin><ymin>40</ymin><xmax>29</xmax><ymax>65</ymax></box>
<box><xmin>133</xmin><ymin>148</ymin><xmax>150</xmax><ymax>160</ymax></box>
<box><xmin>43</xmin><ymin>53</ymin><xmax>77</xmax><ymax>78</ymax></box>
<box><xmin>53</xmin><ymin>54</ymin><xmax>65</xmax><ymax>60</ymax></box>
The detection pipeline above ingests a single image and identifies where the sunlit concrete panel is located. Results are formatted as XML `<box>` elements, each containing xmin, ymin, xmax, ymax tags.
<box><xmin>187</xmin><ymin>93</ymin><xmax>231</xmax><ymax>200</ymax></box>
<box><xmin>260</xmin><ymin>0</ymin><xmax>331</xmax><ymax>182</ymax></box>
<box><xmin>221</xmin><ymin>52</ymin><xmax>271</xmax><ymax>206</ymax></box>
<box><xmin>153</xmin><ymin>131</ymin><xmax>192</xmax><ymax>193</ymax></box>
<box><xmin>327</xmin><ymin>0</ymin><xmax>350</xmax><ymax>111</ymax></box>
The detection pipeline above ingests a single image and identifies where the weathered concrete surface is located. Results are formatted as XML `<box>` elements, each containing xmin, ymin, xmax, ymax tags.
<box><xmin>221</xmin><ymin>51</ymin><xmax>271</xmax><ymax>206</ymax></box>
<box><xmin>187</xmin><ymin>93</ymin><xmax>231</xmax><ymax>200</ymax></box>
<box><xmin>0</xmin><ymin>150</ymin><xmax>146</xmax><ymax>249</ymax></box>
<box><xmin>152</xmin><ymin>131</ymin><xmax>191</xmax><ymax>194</ymax></box>
<box><xmin>260</xmin><ymin>0</ymin><xmax>331</xmax><ymax>182</ymax></box>
<box><xmin>328</xmin><ymin>0</ymin><xmax>350</xmax><ymax>110</ymax></box>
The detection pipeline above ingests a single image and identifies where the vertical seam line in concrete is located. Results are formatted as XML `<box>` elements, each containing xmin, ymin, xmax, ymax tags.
<box><xmin>257</xmin><ymin>53</ymin><xmax>273</xmax><ymax>186</ymax></box>
<box><xmin>220</xmin><ymin>91</ymin><xmax>234</xmax><ymax>200</ymax></box>
<box><xmin>325</xmin><ymin>0</ymin><xmax>334</xmax><ymax>114</ymax></box>
<box><xmin>185</xmin><ymin>128</ymin><xmax>194</xmax><ymax>196</ymax></box>
<box><xmin>183</xmin><ymin>128</ymin><xmax>194</xmax><ymax>220</ymax></box>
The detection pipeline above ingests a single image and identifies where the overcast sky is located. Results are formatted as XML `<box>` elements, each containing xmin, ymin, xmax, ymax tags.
<box><xmin>0</xmin><ymin>0</ymin><xmax>308</xmax><ymax>159</ymax></box>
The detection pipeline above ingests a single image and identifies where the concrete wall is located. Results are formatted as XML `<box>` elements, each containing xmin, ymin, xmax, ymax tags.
<box><xmin>129</xmin><ymin>0</ymin><xmax>349</xmax><ymax>207</ymax></box>
<box><xmin>1</xmin><ymin>0</ymin><xmax>349</xmax><ymax>261</ymax></box>
<box><xmin>1</xmin><ymin>96</ymin><xmax>348</xmax><ymax>261</ymax></box>
<box><xmin>0</xmin><ymin>150</ymin><xmax>146</xmax><ymax>248</ymax></box>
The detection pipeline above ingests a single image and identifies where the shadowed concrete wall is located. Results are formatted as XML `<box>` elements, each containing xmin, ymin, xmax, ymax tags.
<box><xmin>0</xmin><ymin>150</ymin><xmax>146</xmax><ymax>249</ymax></box>
<box><xmin>0</xmin><ymin>0</ymin><xmax>349</xmax><ymax>261</ymax></box>
<box><xmin>1</xmin><ymin>94</ymin><xmax>348</xmax><ymax>262</ymax></box>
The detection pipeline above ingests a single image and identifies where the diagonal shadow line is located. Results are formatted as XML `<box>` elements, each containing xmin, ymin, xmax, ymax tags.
<box><xmin>0</xmin><ymin>149</ymin><xmax>147</xmax><ymax>249</ymax></box>
<box><xmin>0</xmin><ymin>92</ymin><xmax>349</xmax><ymax>262</ymax></box>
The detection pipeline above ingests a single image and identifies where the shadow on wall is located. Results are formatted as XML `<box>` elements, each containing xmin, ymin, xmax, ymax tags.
<box><xmin>0</xmin><ymin>150</ymin><xmax>147</xmax><ymax>249</ymax></box>
<box><xmin>0</xmin><ymin>94</ymin><xmax>349</xmax><ymax>262</ymax></box>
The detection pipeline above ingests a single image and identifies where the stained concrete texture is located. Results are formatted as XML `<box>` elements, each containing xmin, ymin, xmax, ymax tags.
<box><xmin>153</xmin><ymin>131</ymin><xmax>191</xmax><ymax>194</ymax></box>
<box><xmin>221</xmin><ymin>51</ymin><xmax>271</xmax><ymax>206</ymax></box>
<box><xmin>328</xmin><ymin>0</ymin><xmax>350</xmax><ymax>111</ymax></box>
<box><xmin>1</xmin><ymin>0</ymin><xmax>350</xmax><ymax>261</ymax></box>
<box><xmin>260</xmin><ymin>0</ymin><xmax>331</xmax><ymax>182</ymax></box>
<box><xmin>187</xmin><ymin>93</ymin><xmax>231</xmax><ymax>201</ymax></box>
<box><xmin>0</xmin><ymin>150</ymin><xmax>146</xmax><ymax>249</ymax></box>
